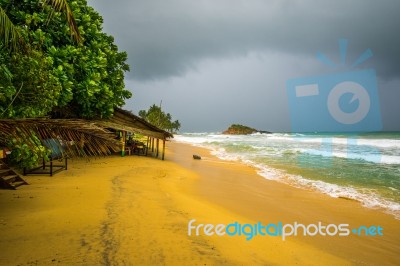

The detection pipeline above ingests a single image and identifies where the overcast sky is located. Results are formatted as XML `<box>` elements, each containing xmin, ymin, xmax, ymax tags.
<box><xmin>87</xmin><ymin>0</ymin><xmax>400</xmax><ymax>132</ymax></box>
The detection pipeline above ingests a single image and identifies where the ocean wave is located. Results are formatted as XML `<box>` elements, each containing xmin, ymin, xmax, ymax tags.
<box><xmin>297</xmin><ymin>148</ymin><xmax>400</xmax><ymax>165</ymax></box>
<box><xmin>174</xmin><ymin>137</ymin><xmax>400</xmax><ymax>219</ymax></box>
<box><xmin>356</xmin><ymin>138</ymin><xmax>400</xmax><ymax>149</ymax></box>
<box><xmin>173</xmin><ymin>134</ymin><xmax>400</xmax><ymax>218</ymax></box>
<box><xmin>268</xmin><ymin>135</ymin><xmax>400</xmax><ymax>149</ymax></box>
<box><xmin>255</xmin><ymin>163</ymin><xmax>400</xmax><ymax>219</ymax></box>
<box><xmin>212</xmin><ymin>146</ymin><xmax>400</xmax><ymax>219</ymax></box>
<box><xmin>176</xmin><ymin>133</ymin><xmax>400</xmax><ymax>164</ymax></box>
<box><xmin>174</xmin><ymin>135</ymin><xmax>210</xmax><ymax>144</ymax></box>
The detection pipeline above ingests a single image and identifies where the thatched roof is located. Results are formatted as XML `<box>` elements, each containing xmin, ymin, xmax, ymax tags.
<box><xmin>0</xmin><ymin>118</ymin><xmax>121</xmax><ymax>157</ymax></box>
<box><xmin>95</xmin><ymin>108</ymin><xmax>173</xmax><ymax>140</ymax></box>
<box><xmin>0</xmin><ymin>108</ymin><xmax>172</xmax><ymax>162</ymax></box>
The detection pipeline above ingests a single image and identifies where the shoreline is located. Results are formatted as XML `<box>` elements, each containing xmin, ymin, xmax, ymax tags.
<box><xmin>168</xmin><ymin>141</ymin><xmax>400</xmax><ymax>264</ymax></box>
<box><xmin>174</xmin><ymin>134</ymin><xmax>400</xmax><ymax>220</ymax></box>
<box><xmin>0</xmin><ymin>141</ymin><xmax>398</xmax><ymax>265</ymax></box>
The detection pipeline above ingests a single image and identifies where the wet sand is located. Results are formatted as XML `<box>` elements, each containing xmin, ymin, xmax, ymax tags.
<box><xmin>0</xmin><ymin>141</ymin><xmax>398</xmax><ymax>265</ymax></box>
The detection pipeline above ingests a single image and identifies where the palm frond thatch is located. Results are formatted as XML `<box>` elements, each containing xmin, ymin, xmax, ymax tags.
<box><xmin>45</xmin><ymin>0</ymin><xmax>82</xmax><ymax>43</ymax></box>
<box><xmin>109</xmin><ymin>108</ymin><xmax>174</xmax><ymax>139</ymax></box>
<box><xmin>0</xmin><ymin>7</ymin><xmax>21</xmax><ymax>51</ymax></box>
<box><xmin>0</xmin><ymin>118</ymin><xmax>121</xmax><ymax>158</ymax></box>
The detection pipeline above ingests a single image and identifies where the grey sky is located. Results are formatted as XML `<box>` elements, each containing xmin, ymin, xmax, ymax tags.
<box><xmin>87</xmin><ymin>0</ymin><xmax>400</xmax><ymax>132</ymax></box>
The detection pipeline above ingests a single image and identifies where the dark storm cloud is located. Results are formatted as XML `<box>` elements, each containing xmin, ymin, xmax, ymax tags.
<box><xmin>86</xmin><ymin>0</ymin><xmax>400</xmax><ymax>132</ymax></box>
<box><xmin>88</xmin><ymin>0</ymin><xmax>400</xmax><ymax>81</ymax></box>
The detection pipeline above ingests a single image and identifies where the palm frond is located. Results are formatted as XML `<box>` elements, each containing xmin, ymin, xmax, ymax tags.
<box><xmin>44</xmin><ymin>0</ymin><xmax>82</xmax><ymax>43</ymax></box>
<box><xmin>0</xmin><ymin>7</ymin><xmax>21</xmax><ymax>51</ymax></box>
<box><xmin>0</xmin><ymin>118</ymin><xmax>120</xmax><ymax>158</ymax></box>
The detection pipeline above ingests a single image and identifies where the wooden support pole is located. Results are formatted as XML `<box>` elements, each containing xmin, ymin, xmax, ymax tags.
<box><xmin>50</xmin><ymin>159</ymin><xmax>53</xmax><ymax>177</ymax></box>
<box><xmin>146</xmin><ymin>136</ymin><xmax>150</xmax><ymax>156</ymax></box>
<box><xmin>149</xmin><ymin>137</ymin><xmax>152</xmax><ymax>154</ymax></box>
<box><xmin>156</xmin><ymin>139</ymin><xmax>159</xmax><ymax>158</ymax></box>
<box><xmin>152</xmin><ymin>138</ymin><xmax>155</xmax><ymax>152</ymax></box>
<box><xmin>162</xmin><ymin>139</ymin><xmax>166</xmax><ymax>160</ymax></box>
<box><xmin>121</xmin><ymin>131</ymin><xmax>126</xmax><ymax>157</ymax></box>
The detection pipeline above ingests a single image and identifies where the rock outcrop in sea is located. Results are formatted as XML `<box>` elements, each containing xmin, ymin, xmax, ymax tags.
<box><xmin>222</xmin><ymin>124</ymin><xmax>271</xmax><ymax>135</ymax></box>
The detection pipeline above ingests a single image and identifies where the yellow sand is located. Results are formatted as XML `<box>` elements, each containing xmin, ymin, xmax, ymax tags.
<box><xmin>0</xmin><ymin>141</ymin><xmax>399</xmax><ymax>265</ymax></box>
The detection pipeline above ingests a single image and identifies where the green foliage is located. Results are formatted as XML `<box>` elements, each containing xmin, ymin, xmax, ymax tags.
<box><xmin>0</xmin><ymin>0</ymin><xmax>131</xmax><ymax>119</ymax></box>
<box><xmin>139</xmin><ymin>104</ymin><xmax>181</xmax><ymax>133</ymax></box>
<box><xmin>223</xmin><ymin>124</ymin><xmax>258</xmax><ymax>135</ymax></box>
<box><xmin>44</xmin><ymin>0</ymin><xmax>81</xmax><ymax>43</ymax></box>
<box><xmin>0</xmin><ymin>0</ymin><xmax>81</xmax><ymax>51</ymax></box>
<box><xmin>0</xmin><ymin>0</ymin><xmax>131</xmax><ymax>168</ymax></box>
<box><xmin>0</xmin><ymin>6</ymin><xmax>21</xmax><ymax>51</ymax></box>
<box><xmin>230</xmin><ymin>124</ymin><xmax>257</xmax><ymax>131</ymax></box>
<box><xmin>6</xmin><ymin>129</ymin><xmax>50</xmax><ymax>169</ymax></box>
<box><xmin>0</xmin><ymin>48</ymin><xmax>62</xmax><ymax>117</ymax></box>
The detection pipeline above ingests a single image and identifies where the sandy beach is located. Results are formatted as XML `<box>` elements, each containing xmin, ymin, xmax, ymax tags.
<box><xmin>0</xmin><ymin>141</ymin><xmax>399</xmax><ymax>265</ymax></box>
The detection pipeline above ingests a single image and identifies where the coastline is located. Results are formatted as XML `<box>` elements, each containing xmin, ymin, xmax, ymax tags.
<box><xmin>0</xmin><ymin>141</ymin><xmax>398</xmax><ymax>265</ymax></box>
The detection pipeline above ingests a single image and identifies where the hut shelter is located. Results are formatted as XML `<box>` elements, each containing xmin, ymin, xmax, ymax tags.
<box><xmin>94</xmin><ymin>108</ymin><xmax>173</xmax><ymax>160</ymax></box>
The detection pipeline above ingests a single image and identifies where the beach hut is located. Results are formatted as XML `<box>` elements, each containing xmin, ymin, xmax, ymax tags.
<box><xmin>0</xmin><ymin>108</ymin><xmax>172</xmax><ymax>180</ymax></box>
<box><xmin>0</xmin><ymin>118</ymin><xmax>121</xmax><ymax>178</ymax></box>
<box><xmin>94</xmin><ymin>108</ymin><xmax>173</xmax><ymax>160</ymax></box>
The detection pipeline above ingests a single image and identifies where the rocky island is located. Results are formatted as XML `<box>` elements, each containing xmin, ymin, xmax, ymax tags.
<box><xmin>222</xmin><ymin>124</ymin><xmax>271</xmax><ymax>135</ymax></box>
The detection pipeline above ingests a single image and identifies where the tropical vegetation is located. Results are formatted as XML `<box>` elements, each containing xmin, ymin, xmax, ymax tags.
<box><xmin>222</xmin><ymin>124</ymin><xmax>258</xmax><ymax>135</ymax></box>
<box><xmin>139</xmin><ymin>104</ymin><xmax>181</xmax><ymax>133</ymax></box>
<box><xmin>0</xmin><ymin>0</ymin><xmax>131</xmax><ymax>119</ymax></box>
<box><xmin>0</xmin><ymin>0</ymin><xmax>131</xmax><ymax>168</ymax></box>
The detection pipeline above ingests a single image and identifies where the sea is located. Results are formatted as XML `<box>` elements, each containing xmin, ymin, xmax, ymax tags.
<box><xmin>175</xmin><ymin>132</ymin><xmax>400</xmax><ymax>219</ymax></box>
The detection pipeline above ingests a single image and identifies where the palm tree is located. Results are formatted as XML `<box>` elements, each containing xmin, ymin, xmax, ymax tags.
<box><xmin>44</xmin><ymin>0</ymin><xmax>81</xmax><ymax>42</ymax></box>
<box><xmin>0</xmin><ymin>7</ymin><xmax>21</xmax><ymax>51</ymax></box>
<box><xmin>0</xmin><ymin>0</ymin><xmax>81</xmax><ymax>51</ymax></box>
<box><xmin>0</xmin><ymin>1</ymin><xmax>97</xmax><ymax>166</ymax></box>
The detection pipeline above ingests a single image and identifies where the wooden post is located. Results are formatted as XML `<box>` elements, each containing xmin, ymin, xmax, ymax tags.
<box><xmin>162</xmin><ymin>139</ymin><xmax>166</xmax><ymax>160</ymax></box>
<box><xmin>50</xmin><ymin>158</ymin><xmax>53</xmax><ymax>177</ymax></box>
<box><xmin>121</xmin><ymin>131</ymin><xmax>126</xmax><ymax>157</ymax></box>
<box><xmin>149</xmin><ymin>137</ymin><xmax>152</xmax><ymax>155</ymax></box>
<box><xmin>156</xmin><ymin>139</ymin><xmax>159</xmax><ymax>158</ymax></box>
<box><xmin>79</xmin><ymin>133</ymin><xmax>85</xmax><ymax>156</ymax></box>
<box><xmin>146</xmin><ymin>136</ymin><xmax>150</xmax><ymax>156</ymax></box>
<box><xmin>152</xmin><ymin>138</ymin><xmax>155</xmax><ymax>152</ymax></box>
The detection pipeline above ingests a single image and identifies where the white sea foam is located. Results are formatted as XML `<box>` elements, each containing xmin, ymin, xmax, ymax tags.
<box><xmin>357</xmin><ymin>138</ymin><xmax>400</xmax><ymax>149</ymax></box>
<box><xmin>255</xmin><ymin>159</ymin><xmax>400</xmax><ymax>219</ymax></box>
<box><xmin>174</xmin><ymin>135</ymin><xmax>210</xmax><ymax>145</ymax></box>
<box><xmin>266</xmin><ymin>134</ymin><xmax>400</xmax><ymax>149</ymax></box>
<box><xmin>174</xmin><ymin>133</ymin><xmax>400</xmax><ymax>219</ymax></box>
<box><xmin>297</xmin><ymin>148</ymin><xmax>400</xmax><ymax>165</ymax></box>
